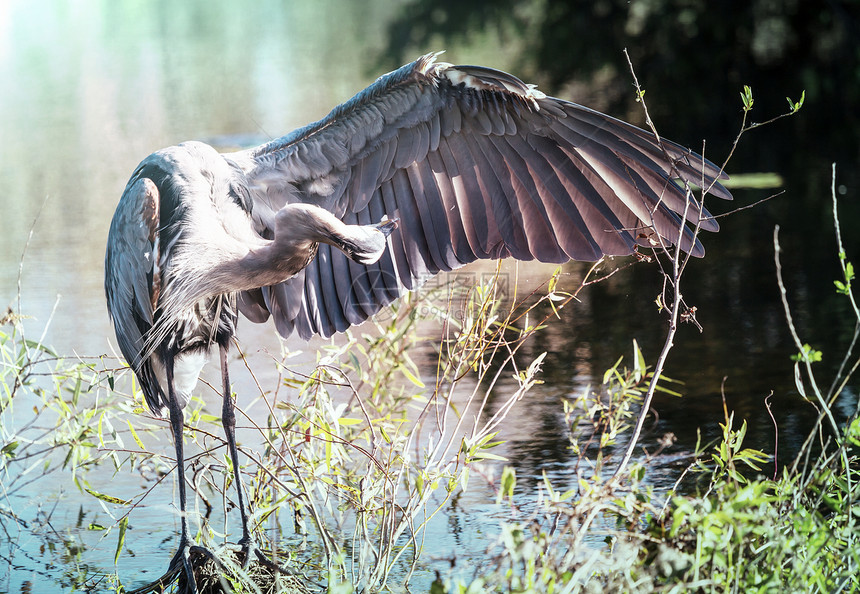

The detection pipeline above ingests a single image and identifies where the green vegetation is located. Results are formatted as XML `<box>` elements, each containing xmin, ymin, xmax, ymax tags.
<box><xmin>2</xmin><ymin>90</ymin><xmax>856</xmax><ymax>593</ymax></box>
<box><xmin>433</xmin><ymin>165</ymin><xmax>859</xmax><ymax>594</ymax></box>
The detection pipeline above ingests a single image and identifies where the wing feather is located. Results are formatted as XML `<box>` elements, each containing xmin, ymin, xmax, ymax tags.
<box><xmin>104</xmin><ymin>176</ymin><xmax>167</xmax><ymax>412</ymax></box>
<box><xmin>426</xmin><ymin>150</ymin><xmax>473</xmax><ymax>263</ymax></box>
<box><xmin>441</xmin><ymin>133</ymin><xmax>497</xmax><ymax>259</ymax></box>
<box><xmin>380</xmin><ymin>181</ymin><xmax>424</xmax><ymax>291</ymax></box>
<box><xmin>464</xmin><ymin>135</ymin><xmax>531</xmax><ymax>260</ymax></box>
<box><xmin>230</xmin><ymin>53</ymin><xmax>731</xmax><ymax>339</ymax></box>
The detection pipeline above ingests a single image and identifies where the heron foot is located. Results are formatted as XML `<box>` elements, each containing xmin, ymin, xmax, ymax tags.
<box><xmin>169</xmin><ymin>539</ymin><xmax>221</xmax><ymax>594</ymax></box>
<box><xmin>234</xmin><ymin>535</ymin><xmax>293</xmax><ymax>575</ymax></box>
<box><xmin>126</xmin><ymin>539</ymin><xmax>220</xmax><ymax>594</ymax></box>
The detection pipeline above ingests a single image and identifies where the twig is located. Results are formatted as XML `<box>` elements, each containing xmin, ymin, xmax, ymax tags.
<box><xmin>612</xmin><ymin>50</ymin><xmax>710</xmax><ymax>481</ymax></box>
<box><xmin>708</xmin><ymin>190</ymin><xmax>784</xmax><ymax>220</ymax></box>
<box><xmin>772</xmin><ymin>225</ymin><xmax>841</xmax><ymax>440</ymax></box>
<box><xmin>764</xmin><ymin>391</ymin><xmax>778</xmax><ymax>480</ymax></box>
<box><xmin>824</xmin><ymin>163</ymin><xmax>860</xmax><ymax>404</ymax></box>
<box><xmin>773</xmin><ymin>223</ymin><xmax>852</xmax><ymax>509</ymax></box>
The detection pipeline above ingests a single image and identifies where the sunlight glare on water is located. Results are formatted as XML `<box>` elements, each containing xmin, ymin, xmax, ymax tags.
<box><xmin>0</xmin><ymin>2</ymin><xmax>534</xmax><ymax>590</ymax></box>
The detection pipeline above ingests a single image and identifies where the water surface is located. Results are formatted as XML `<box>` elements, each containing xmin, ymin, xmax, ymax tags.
<box><xmin>1</xmin><ymin>1</ymin><xmax>856</xmax><ymax>591</ymax></box>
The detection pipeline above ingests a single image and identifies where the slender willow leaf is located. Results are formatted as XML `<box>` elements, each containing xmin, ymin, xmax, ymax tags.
<box><xmin>114</xmin><ymin>516</ymin><xmax>128</xmax><ymax>565</ymax></box>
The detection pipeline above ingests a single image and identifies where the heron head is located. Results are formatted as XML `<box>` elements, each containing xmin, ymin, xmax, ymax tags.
<box><xmin>341</xmin><ymin>217</ymin><xmax>398</xmax><ymax>265</ymax></box>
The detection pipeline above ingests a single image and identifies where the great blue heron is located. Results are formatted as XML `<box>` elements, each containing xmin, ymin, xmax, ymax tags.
<box><xmin>105</xmin><ymin>53</ymin><xmax>729</xmax><ymax>591</ymax></box>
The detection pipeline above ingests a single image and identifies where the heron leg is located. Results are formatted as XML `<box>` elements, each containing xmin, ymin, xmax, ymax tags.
<box><xmin>165</xmin><ymin>355</ymin><xmax>200</xmax><ymax>594</ymax></box>
<box><xmin>219</xmin><ymin>342</ymin><xmax>291</xmax><ymax>575</ymax></box>
<box><xmin>219</xmin><ymin>342</ymin><xmax>256</xmax><ymax>566</ymax></box>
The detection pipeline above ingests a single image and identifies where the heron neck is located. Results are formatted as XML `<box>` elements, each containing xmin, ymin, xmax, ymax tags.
<box><xmin>214</xmin><ymin>238</ymin><xmax>317</xmax><ymax>293</ymax></box>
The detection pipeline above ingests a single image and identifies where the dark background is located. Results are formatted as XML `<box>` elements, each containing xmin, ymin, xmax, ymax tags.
<box><xmin>379</xmin><ymin>0</ymin><xmax>860</xmax><ymax>482</ymax></box>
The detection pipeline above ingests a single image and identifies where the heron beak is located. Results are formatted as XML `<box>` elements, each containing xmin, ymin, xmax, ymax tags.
<box><xmin>374</xmin><ymin>218</ymin><xmax>399</xmax><ymax>238</ymax></box>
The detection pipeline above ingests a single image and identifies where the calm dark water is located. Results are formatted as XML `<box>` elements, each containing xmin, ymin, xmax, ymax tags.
<box><xmin>1</xmin><ymin>1</ymin><xmax>858</xmax><ymax>592</ymax></box>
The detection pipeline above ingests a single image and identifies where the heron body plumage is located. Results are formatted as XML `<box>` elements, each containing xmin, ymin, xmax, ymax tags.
<box><xmin>106</xmin><ymin>143</ymin><xmax>249</xmax><ymax>414</ymax></box>
<box><xmin>104</xmin><ymin>53</ymin><xmax>730</xmax><ymax>589</ymax></box>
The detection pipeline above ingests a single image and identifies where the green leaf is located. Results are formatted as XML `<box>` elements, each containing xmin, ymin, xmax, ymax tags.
<box><xmin>337</xmin><ymin>417</ymin><xmax>363</xmax><ymax>426</ymax></box>
<box><xmin>470</xmin><ymin>451</ymin><xmax>508</xmax><ymax>462</ymax></box>
<box><xmin>632</xmin><ymin>339</ymin><xmax>646</xmax><ymax>382</ymax></box>
<box><xmin>500</xmin><ymin>466</ymin><xmax>516</xmax><ymax>500</ymax></box>
<box><xmin>1</xmin><ymin>441</ymin><xmax>19</xmax><ymax>458</ymax></box>
<box><xmin>847</xmin><ymin>417</ymin><xmax>860</xmax><ymax>447</ymax></box>
<box><xmin>786</xmin><ymin>90</ymin><xmax>805</xmax><ymax>113</ymax></box>
<box><xmin>460</xmin><ymin>466</ymin><xmax>470</xmax><ymax>493</ymax></box>
<box><xmin>740</xmin><ymin>85</ymin><xmax>754</xmax><ymax>112</ymax></box>
<box><xmin>114</xmin><ymin>516</ymin><xmax>128</xmax><ymax>565</ymax></box>
<box><xmin>23</xmin><ymin>339</ymin><xmax>58</xmax><ymax>357</ymax></box>
<box><xmin>397</xmin><ymin>364</ymin><xmax>425</xmax><ymax>388</ymax></box>
<box><xmin>125</xmin><ymin>420</ymin><xmax>145</xmax><ymax>450</ymax></box>
<box><xmin>791</xmin><ymin>344</ymin><xmax>822</xmax><ymax>363</ymax></box>
<box><xmin>793</xmin><ymin>364</ymin><xmax>807</xmax><ymax>400</ymax></box>
<box><xmin>85</xmin><ymin>488</ymin><xmax>131</xmax><ymax>506</ymax></box>
<box><xmin>835</xmin><ymin>261</ymin><xmax>855</xmax><ymax>295</ymax></box>
<box><xmin>654</xmin><ymin>384</ymin><xmax>683</xmax><ymax>397</ymax></box>
<box><xmin>603</xmin><ymin>355</ymin><xmax>624</xmax><ymax>385</ymax></box>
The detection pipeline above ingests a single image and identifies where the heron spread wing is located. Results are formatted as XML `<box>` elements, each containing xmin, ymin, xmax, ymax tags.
<box><xmin>230</xmin><ymin>53</ymin><xmax>731</xmax><ymax>340</ymax></box>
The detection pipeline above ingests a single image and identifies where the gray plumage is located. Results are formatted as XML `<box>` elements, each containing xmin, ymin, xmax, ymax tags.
<box><xmin>232</xmin><ymin>54</ymin><xmax>730</xmax><ymax>342</ymax></box>
<box><xmin>106</xmin><ymin>53</ymin><xmax>730</xmax><ymax>415</ymax></box>
<box><xmin>104</xmin><ymin>53</ymin><xmax>729</xmax><ymax>586</ymax></box>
